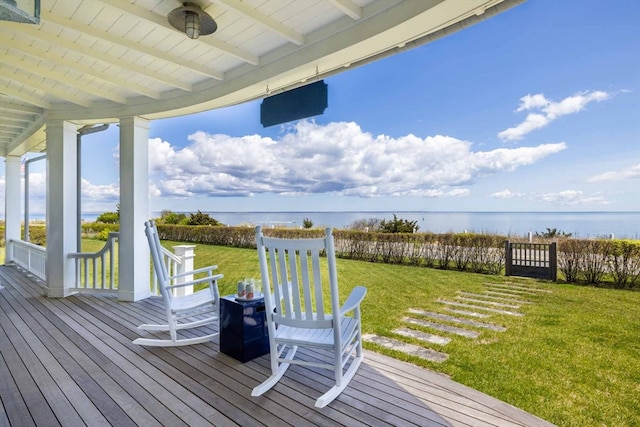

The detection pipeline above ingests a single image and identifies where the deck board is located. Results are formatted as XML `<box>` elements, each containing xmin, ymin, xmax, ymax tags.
<box><xmin>0</xmin><ymin>265</ymin><xmax>555</xmax><ymax>427</ymax></box>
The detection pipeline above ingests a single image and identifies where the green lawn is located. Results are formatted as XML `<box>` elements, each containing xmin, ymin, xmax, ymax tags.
<box><xmin>4</xmin><ymin>240</ymin><xmax>639</xmax><ymax>426</ymax></box>
<box><xmin>174</xmin><ymin>241</ymin><xmax>640</xmax><ymax>427</ymax></box>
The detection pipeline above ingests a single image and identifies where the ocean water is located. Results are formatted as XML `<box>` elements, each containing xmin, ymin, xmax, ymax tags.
<box><xmin>63</xmin><ymin>211</ymin><xmax>636</xmax><ymax>239</ymax></box>
<box><xmin>198</xmin><ymin>211</ymin><xmax>640</xmax><ymax>239</ymax></box>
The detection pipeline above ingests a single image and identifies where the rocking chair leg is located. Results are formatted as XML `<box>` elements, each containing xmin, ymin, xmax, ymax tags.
<box><xmin>252</xmin><ymin>345</ymin><xmax>297</xmax><ymax>397</ymax></box>
<box><xmin>132</xmin><ymin>332</ymin><xmax>219</xmax><ymax>347</ymax></box>
<box><xmin>136</xmin><ymin>316</ymin><xmax>218</xmax><ymax>332</ymax></box>
<box><xmin>314</xmin><ymin>353</ymin><xmax>363</xmax><ymax>408</ymax></box>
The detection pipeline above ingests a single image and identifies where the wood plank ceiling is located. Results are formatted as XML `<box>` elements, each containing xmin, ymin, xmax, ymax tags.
<box><xmin>0</xmin><ymin>0</ymin><xmax>522</xmax><ymax>156</ymax></box>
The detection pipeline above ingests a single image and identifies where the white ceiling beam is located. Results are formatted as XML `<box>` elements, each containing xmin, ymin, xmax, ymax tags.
<box><xmin>214</xmin><ymin>0</ymin><xmax>304</xmax><ymax>46</ymax></box>
<box><xmin>0</xmin><ymin>70</ymin><xmax>92</xmax><ymax>107</ymax></box>
<box><xmin>98</xmin><ymin>0</ymin><xmax>259</xmax><ymax>65</ymax></box>
<box><xmin>44</xmin><ymin>12</ymin><xmax>224</xmax><ymax>81</ymax></box>
<box><xmin>6</xmin><ymin>116</ymin><xmax>47</xmax><ymax>156</ymax></box>
<box><xmin>0</xmin><ymin>31</ymin><xmax>162</xmax><ymax>99</ymax></box>
<box><xmin>327</xmin><ymin>0</ymin><xmax>362</xmax><ymax>20</ymax></box>
<box><xmin>4</xmin><ymin>22</ymin><xmax>193</xmax><ymax>92</ymax></box>
<box><xmin>1</xmin><ymin>122</ymin><xmax>27</xmax><ymax>130</ymax></box>
<box><xmin>0</xmin><ymin>102</ymin><xmax>43</xmax><ymax>115</ymax></box>
<box><xmin>2</xmin><ymin>49</ymin><xmax>128</xmax><ymax>104</ymax></box>
<box><xmin>0</xmin><ymin>109</ymin><xmax>36</xmax><ymax>121</ymax></box>
<box><xmin>0</xmin><ymin>129</ymin><xmax>20</xmax><ymax>136</ymax></box>
<box><xmin>0</xmin><ymin>84</ymin><xmax>51</xmax><ymax>109</ymax></box>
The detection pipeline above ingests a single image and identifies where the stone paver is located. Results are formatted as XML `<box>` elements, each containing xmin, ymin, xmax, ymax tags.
<box><xmin>455</xmin><ymin>296</ymin><xmax>520</xmax><ymax>309</ymax></box>
<box><xmin>403</xmin><ymin>316</ymin><xmax>480</xmax><ymax>338</ymax></box>
<box><xmin>458</xmin><ymin>291</ymin><xmax>532</xmax><ymax>304</ymax></box>
<box><xmin>484</xmin><ymin>290</ymin><xmax>533</xmax><ymax>301</ymax></box>
<box><xmin>444</xmin><ymin>307</ymin><xmax>490</xmax><ymax>318</ymax></box>
<box><xmin>438</xmin><ymin>299</ymin><xmax>524</xmax><ymax>316</ymax></box>
<box><xmin>363</xmin><ymin>334</ymin><xmax>449</xmax><ymax>363</ymax></box>
<box><xmin>504</xmin><ymin>282</ymin><xmax>553</xmax><ymax>293</ymax></box>
<box><xmin>484</xmin><ymin>285</ymin><xmax>539</xmax><ymax>296</ymax></box>
<box><xmin>393</xmin><ymin>327</ymin><xmax>451</xmax><ymax>345</ymax></box>
<box><xmin>408</xmin><ymin>309</ymin><xmax>506</xmax><ymax>332</ymax></box>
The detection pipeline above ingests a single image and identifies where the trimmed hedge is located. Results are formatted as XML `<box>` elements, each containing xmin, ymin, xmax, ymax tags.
<box><xmin>558</xmin><ymin>238</ymin><xmax>640</xmax><ymax>289</ymax></box>
<box><xmin>4</xmin><ymin>223</ymin><xmax>638</xmax><ymax>288</ymax></box>
<box><xmin>156</xmin><ymin>225</ymin><xmax>506</xmax><ymax>275</ymax></box>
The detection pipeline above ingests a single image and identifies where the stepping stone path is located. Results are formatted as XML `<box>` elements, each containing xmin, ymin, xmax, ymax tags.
<box><xmin>403</xmin><ymin>316</ymin><xmax>480</xmax><ymax>338</ymax></box>
<box><xmin>408</xmin><ymin>309</ymin><xmax>507</xmax><ymax>332</ymax></box>
<box><xmin>363</xmin><ymin>281</ymin><xmax>551</xmax><ymax>363</ymax></box>
<box><xmin>363</xmin><ymin>334</ymin><xmax>449</xmax><ymax>363</ymax></box>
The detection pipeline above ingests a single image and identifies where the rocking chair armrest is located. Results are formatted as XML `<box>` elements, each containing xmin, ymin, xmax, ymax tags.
<box><xmin>165</xmin><ymin>273</ymin><xmax>224</xmax><ymax>290</ymax></box>
<box><xmin>168</xmin><ymin>265</ymin><xmax>218</xmax><ymax>280</ymax></box>
<box><xmin>340</xmin><ymin>286</ymin><xmax>367</xmax><ymax>316</ymax></box>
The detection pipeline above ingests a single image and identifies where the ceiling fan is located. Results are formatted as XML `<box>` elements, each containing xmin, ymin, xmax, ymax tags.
<box><xmin>168</xmin><ymin>2</ymin><xmax>217</xmax><ymax>39</ymax></box>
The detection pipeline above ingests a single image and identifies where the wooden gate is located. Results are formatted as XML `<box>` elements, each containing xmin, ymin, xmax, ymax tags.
<box><xmin>505</xmin><ymin>241</ymin><xmax>557</xmax><ymax>281</ymax></box>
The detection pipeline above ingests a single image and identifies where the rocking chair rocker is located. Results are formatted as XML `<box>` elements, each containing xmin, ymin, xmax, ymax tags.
<box><xmin>252</xmin><ymin>226</ymin><xmax>367</xmax><ymax>408</ymax></box>
<box><xmin>133</xmin><ymin>220</ymin><xmax>223</xmax><ymax>347</ymax></box>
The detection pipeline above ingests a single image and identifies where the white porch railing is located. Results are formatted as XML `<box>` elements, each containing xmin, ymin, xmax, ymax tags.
<box><xmin>8</xmin><ymin>239</ymin><xmax>47</xmax><ymax>282</ymax></box>
<box><xmin>68</xmin><ymin>232</ymin><xmax>120</xmax><ymax>294</ymax></box>
<box><xmin>67</xmin><ymin>232</ymin><xmax>191</xmax><ymax>296</ymax></box>
<box><xmin>9</xmin><ymin>233</ymin><xmax>192</xmax><ymax>296</ymax></box>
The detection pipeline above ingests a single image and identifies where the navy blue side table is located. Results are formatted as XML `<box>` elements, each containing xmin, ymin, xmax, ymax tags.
<box><xmin>220</xmin><ymin>295</ymin><xmax>269</xmax><ymax>362</ymax></box>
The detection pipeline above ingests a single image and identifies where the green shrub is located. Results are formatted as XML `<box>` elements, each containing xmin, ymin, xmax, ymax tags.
<box><xmin>378</xmin><ymin>214</ymin><xmax>419</xmax><ymax>233</ymax></box>
<box><xmin>96</xmin><ymin>211</ymin><xmax>119</xmax><ymax>224</ymax></box>
<box><xmin>185</xmin><ymin>210</ymin><xmax>222</xmax><ymax>226</ymax></box>
<box><xmin>82</xmin><ymin>222</ymin><xmax>120</xmax><ymax>236</ymax></box>
<box><xmin>28</xmin><ymin>226</ymin><xmax>47</xmax><ymax>245</ymax></box>
<box><xmin>97</xmin><ymin>228</ymin><xmax>113</xmax><ymax>241</ymax></box>
<box><xmin>608</xmin><ymin>240</ymin><xmax>640</xmax><ymax>289</ymax></box>
<box><xmin>161</xmin><ymin>211</ymin><xmax>187</xmax><ymax>224</ymax></box>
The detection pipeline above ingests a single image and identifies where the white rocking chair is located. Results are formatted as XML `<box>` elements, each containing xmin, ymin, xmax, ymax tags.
<box><xmin>132</xmin><ymin>220</ymin><xmax>223</xmax><ymax>347</ymax></box>
<box><xmin>252</xmin><ymin>226</ymin><xmax>367</xmax><ymax>408</ymax></box>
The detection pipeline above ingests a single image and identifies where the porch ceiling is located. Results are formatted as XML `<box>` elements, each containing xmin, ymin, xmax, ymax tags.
<box><xmin>0</xmin><ymin>0</ymin><xmax>522</xmax><ymax>157</ymax></box>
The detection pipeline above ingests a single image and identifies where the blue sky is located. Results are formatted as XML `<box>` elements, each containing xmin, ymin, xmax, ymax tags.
<box><xmin>12</xmin><ymin>0</ymin><xmax>640</xmax><ymax>215</ymax></box>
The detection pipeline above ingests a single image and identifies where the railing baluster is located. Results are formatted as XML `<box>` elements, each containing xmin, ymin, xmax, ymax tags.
<box><xmin>101</xmin><ymin>253</ymin><xmax>106</xmax><ymax>290</ymax></box>
<box><xmin>110</xmin><ymin>246</ymin><xmax>115</xmax><ymax>290</ymax></box>
<box><xmin>82</xmin><ymin>258</ymin><xmax>88</xmax><ymax>289</ymax></box>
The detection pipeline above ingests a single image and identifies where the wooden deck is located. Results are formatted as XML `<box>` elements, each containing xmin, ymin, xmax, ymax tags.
<box><xmin>0</xmin><ymin>265</ymin><xmax>554</xmax><ymax>427</ymax></box>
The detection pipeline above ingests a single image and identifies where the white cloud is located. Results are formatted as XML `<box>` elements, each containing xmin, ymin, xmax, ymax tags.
<box><xmin>491</xmin><ymin>189</ymin><xmax>525</xmax><ymax>199</ymax></box>
<box><xmin>150</xmin><ymin>121</ymin><xmax>566</xmax><ymax>199</ymax></box>
<box><xmin>498</xmin><ymin>90</ymin><xmax>610</xmax><ymax>142</ymax></box>
<box><xmin>538</xmin><ymin>190</ymin><xmax>609</xmax><ymax>206</ymax></box>
<box><xmin>81</xmin><ymin>178</ymin><xmax>119</xmax><ymax>201</ymax></box>
<box><xmin>588</xmin><ymin>164</ymin><xmax>640</xmax><ymax>182</ymax></box>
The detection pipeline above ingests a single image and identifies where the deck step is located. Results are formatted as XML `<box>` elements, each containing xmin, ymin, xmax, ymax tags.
<box><xmin>393</xmin><ymin>327</ymin><xmax>451</xmax><ymax>345</ymax></box>
<box><xmin>363</xmin><ymin>334</ymin><xmax>449</xmax><ymax>363</ymax></box>
<box><xmin>403</xmin><ymin>317</ymin><xmax>480</xmax><ymax>338</ymax></box>
<box><xmin>438</xmin><ymin>299</ymin><xmax>524</xmax><ymax>317</ymax></box>
<box><xmin>455</xmin><ymin>296</ymin><xmax>520</xmax><ymax>309</ymax></box>
<box><xmin>408</xmin><ymin>309</ymin><xmax>506</xmax><ymax>332</ymax></box>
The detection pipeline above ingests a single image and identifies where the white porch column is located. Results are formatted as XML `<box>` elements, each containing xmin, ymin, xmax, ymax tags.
<box><xmin>4</xmin><ymin>156</ymin><xmax>22</xmax><ymax>263</ymax></box>
<box><xmin>118</xmin><ymin>116</ymin><xmax>151</xmax><ymax>302</ymax></box>
<box><xmin>45</xmin><ymin>120</ymin><xmax>78</xmax><ymax>297</ymax></box>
